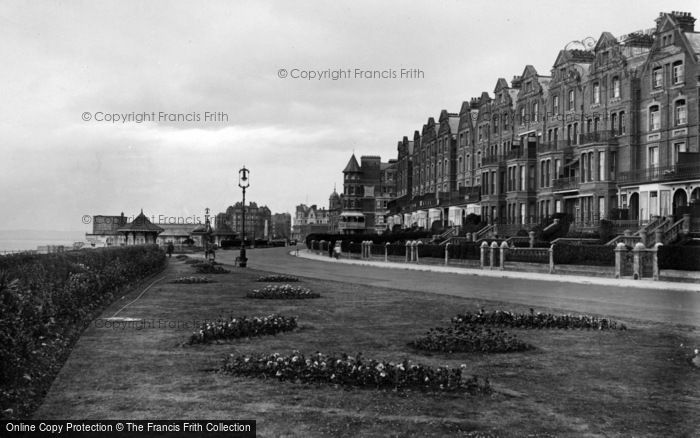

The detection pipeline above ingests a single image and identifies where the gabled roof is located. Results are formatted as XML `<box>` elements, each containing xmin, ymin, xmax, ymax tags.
<box><xmin>553</xmin><ymin>49</ymin><xmax>595</xmax><ymax>68</ymax></box>
<box><xmin>343</xmin><ymin>154</ymin><xmax>361</xmax><ymax>173</ymax></box>
<box><xmin>117</xmin><ymin>211</ymin><xmax>164</xmax><ymax>233</ymax></box>
<box><xmin>494</xmin><ymin>78</ymin><xmax>509</xmax><ymax>93</ymax></box>
<box><xmin>521</xmin><ymin>64</ymin><xmax>539</xmax><ymax>78</ymax></box>
<box><xmin>687</xmin><ymin>33</ymin><xmax>700</xmax><ymax>55</ymax></box>
<box><xmin>594</xmin><ymin>32</ymin><xmax>619</xmax><ymax>51</ymax></box>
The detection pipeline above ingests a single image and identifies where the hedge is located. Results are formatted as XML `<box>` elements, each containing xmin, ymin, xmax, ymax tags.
<box><xmin>552</xmin><ymin>244</ymin><xmax>615</xmax><ymax>266</ymax></box>
<box><xmin>658</xmin><ymin>245</ymin><xmax>700</xmax><ymax>271</ymax></box>
<box><xmin>0</xmin><ymin>245</ymin><xmax>166</xmax><ymax>419</ymax></box>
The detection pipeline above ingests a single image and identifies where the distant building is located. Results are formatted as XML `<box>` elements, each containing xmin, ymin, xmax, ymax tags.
<box><xmin>271</xmin><ymin>213</ymin><xmax>292</xmax><ymax>240</ymax></box>
<box><xmin>221</xmin><ymin>202</ymin><xmax>272</xmax><ymax>240</ymax></box>
<box><xmin>156</xmin><ymin>224</ymin><xmax>200</xmax><ymax>246</ymax></box>
<box><xmin>291</xmin><ymin>188</ymin><xmax>344</xmax><ymax>241</ymax></box>
<box><xmin>85</xmin><ymin>213</ymin><xmax>128</xmax><ymax>247</ymax></box>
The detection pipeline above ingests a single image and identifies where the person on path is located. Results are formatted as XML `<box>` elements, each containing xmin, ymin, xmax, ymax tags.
<box><xmin>166</xmin><ymin>242</ymin><xmax>174</xmax><ymax>258</ymax></box>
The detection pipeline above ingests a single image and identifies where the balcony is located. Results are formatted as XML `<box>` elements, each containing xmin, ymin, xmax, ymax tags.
<box><xmin>618</xmin><ymin>161</ymin><xmax>700</xmax><ymax>184</ymax></box>
<box><xmin>552</xmin><ymin>176</ymin><xmax>580</xmax><ymax>192</ymax></box>
<box><xmin>578</xmin><ymin>130</ymin><xmax>618</xmax><ymax>145</ymax></box>
<box><xmin>537</xmin><ymin>140</ymin><xmax>574</xmax><ymax>154</ymax></box>
<box><xmin>482</xmin><ymin>154</ymin><xmax>504</xmax><ymax>165</ymax></box>
<box><xmin>505</xmin><ymin>147</ymin><xmax>536</xmax><ymax>160</ymax></box>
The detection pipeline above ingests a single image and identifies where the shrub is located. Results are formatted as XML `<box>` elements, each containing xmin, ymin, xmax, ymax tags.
<box><xmin>194</xmin><ymin>262</ymin><xmax>230</xmax><ymax>274</ymax></box>
<box><xmin>189</xmin><ymin>314</ymin><xmax>297</xmax><ymax>344</ymax></box>
<box><xmin>409</xmin><ymin>325</ymin><xmax>532</xmax><ymax>353</ymax></box>
<box><xmin>220</xmin><ymin>351</ymin><xmax>491</xmax><ymax>393</ymax></box>
<box><xmin>658</xmin><ymin>245</ymin><xmax>700</xmax><ymax>271</ymax></box>
<box><xmin>0</xmin><ymin>245</ymin><xmax>166</xmax><ymax>419</ymax></box>
<box><xmin>247</xmin><ymin>284</ymin><xmax>320</xmax><ymax>299</ymax></box>
<box><xmin>256</xmin><ymin>275</ymin><xmax>299</xmax><ymax>282</ymax></box>
<box><xmin>552</xmin><ymin>244</ymin><xmax>615</xmax><ymax>266</ymax></box>
<box><xmin>453</xmin><ymin>308</ymin><xmax>626</xmax><ymax>330</ymax></box>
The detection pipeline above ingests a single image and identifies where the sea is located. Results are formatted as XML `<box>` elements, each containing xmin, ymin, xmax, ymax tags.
<box><xmin>0</xmin><ymin>230</ymin><xmax>86</xmax><ymax>254</ymax></box>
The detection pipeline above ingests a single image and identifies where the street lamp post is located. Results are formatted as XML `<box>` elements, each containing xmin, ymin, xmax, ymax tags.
<box><xmin>238</xmin><ymin>166</ymin><xmax>250</xmax><ymax>267</ymax></box>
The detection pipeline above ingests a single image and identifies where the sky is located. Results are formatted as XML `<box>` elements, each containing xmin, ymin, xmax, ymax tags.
<box><xmin>1</xmin><ymin>0</ymin><xmax>698</xmax><ymax>232</ymax></box>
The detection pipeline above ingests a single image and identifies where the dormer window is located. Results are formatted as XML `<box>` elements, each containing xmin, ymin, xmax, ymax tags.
<box><xmin>672</xmin><ymin>61</ymin><xmax>684</xmax><ymax>84</ymax></box>
<box><xmin>526</xmin><ymin>81</ymin><xmax>532</xmax><ymax>92</ymax></box>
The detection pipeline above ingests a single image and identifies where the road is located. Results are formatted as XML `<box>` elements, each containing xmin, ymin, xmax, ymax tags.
<box><xmin>216</xmin><ymin>247</ymin><xmax>700</xmax><ymax>326</ymax></box>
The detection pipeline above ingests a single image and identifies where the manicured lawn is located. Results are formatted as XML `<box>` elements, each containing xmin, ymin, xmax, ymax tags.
<box><xmin>34</xmin><ymin>257</ymin><xmax>700</xmax><ymax>437</ymax></box>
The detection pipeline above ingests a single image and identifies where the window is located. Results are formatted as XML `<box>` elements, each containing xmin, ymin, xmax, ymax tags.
<box><xmin>568</xmin><ymin>90</ymin><xmax>575</xmax><ymax>110</ymax></box>
<box><xmin>610</xmin><ymin>151</ymin><xmax>617</xmax><ymax>180</ymax></box>
<box><xmin>674</xmin><ymin>99</ymin><xmax>687</xmax><ymax>125</ymax></box>
<box><xmin>573</xmin><ymin>123</ymin><xmax>578</xmax><ymax>145</ymax></box>
<box><xmin>520</xmin><ymin>106</ymin><xmax>526</xmax><ymax>125</ymax></box>
<box><xmin>458</xmin><ymin>156</ymin><xmax>463</xmax><ymax>172</ymax></box>
<box><xmin>649</xmin><ymin>105</ymin><xmax>660</xmax><ymax>131</ymax></box>
<box><xmin>598</xmin><ymin>151</ymin><xmax>605</xmax><ymax>181</ymax></box>
<box><xmin>611</xmin><ymin>113</ymin><xmax>618</xmax><ymax>134</ymax></box>
<box><xmin>520</xmin><ymin>166</ymin><xmax>526</xmax><ymax>191</ymax></box>
<box><xmin>674</xmin><ymin>142</ymin><xmax>686</xmax><ymax>163</ymax></box>
<box><xmin>592</xmin><ymin>82</ymin><xmax>600</xmax><ymax>104</ymax></box>
<box><xmin>648</xmin><ymin>146</ymin><xmax>658</xmax><ymax>169</ymax></box>
<box><xmin>652</xmin><ymin>67</ymin><xmax>662</xmax><ymax>88</ymax></box>
<box><xmin>552</xmin><ymin>95</ymin><xmax>559</xmax><ymax>115</ymax></box>
<box><xmin>493</xmin><ymin>115</ymin><xmax>499</xmax><ymax>133</ymax></box>
<box><xmin>526</xmin><ymin>81</ymin><xmax>532</xmax><ymax>92</ymax></box>
<box><xmin>503</xmin><ymin>113</ymin><xmax>509</xmax><ymax>129</ymax></box>
<box><xmin>554</xmin><ymin>159</ymin><xmax>561</xmax><ymax>179</ymax></box>
<box><xmin>586</xmin><ymin>119</ymin><xmax>592</xmax><ymax>133</ymax></box>
<box><xmin>594</xmin><ymin>117</ymin><xmax>600</xmax><ymax>132</ymax></box>
<box><xmin>619</xmin><ymin>111</ymin><xmax>626</xmax><ymax>135</ymax></box>
<box><xmin>532</xmin><ymin>102</ymin><xmax>539</xmax><ymax>122</ymax></box>
<box><xmin>612</xmin><ymin>76</ymin><xmax>620</xmax><ymax>98</ymax></box>
<box><xmin>672</xmin><ymin>61</ymin><xmax>684</xmax><ymax>84</ymax></box>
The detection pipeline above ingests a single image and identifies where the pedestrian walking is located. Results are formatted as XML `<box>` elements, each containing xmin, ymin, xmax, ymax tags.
<box><xmin>166</xmin><ymin>242</ymin><xmax>174</xmax><ymax>258</ymax></box>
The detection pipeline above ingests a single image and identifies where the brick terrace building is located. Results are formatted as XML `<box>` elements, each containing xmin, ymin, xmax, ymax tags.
<box><xmin>383</xmin><ymin>11</ymin><xmax>700</xmax><ymax>235</ymax></box>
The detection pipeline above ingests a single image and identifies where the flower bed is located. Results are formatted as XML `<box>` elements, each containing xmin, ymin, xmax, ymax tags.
<box><xmin>220</xmin><ymin>351</ymin><xmax>491</xmax><ymax>393</ymax></box>
<box><xmin>409</xmin><ymin>325</ymin><xmax>532</xmax><ymax>353</ymax></box>
<box><xmin>189</xmin><ymin>314</ymin><xmax>297</xmax><ymax>344</ymax></box>
<box><xmin>171</xmin><ymin>276</ymin><xmax>215</xmax><ymax>284</ymax></box>
<box><xmin>193</xmin><ymin>262</ymin><xmax>230</xmax><ymax>274</ymax></box>
<box><xmin>247</xmin><ymin>284</ymin><xmax>320</xmax><ymax>299</ymax></box>
<box><xmin>256</xmin><ymin>275</ymin><xmax>300</xmax><ymax>282</ymax></box>
<box><xmin>453</xmin><ymin>308</ymin><xmax>627</xmax><ymax>330</ymax></box>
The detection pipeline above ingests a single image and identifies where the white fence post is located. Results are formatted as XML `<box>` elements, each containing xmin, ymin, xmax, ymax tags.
<box><xmin>549</xmin><ymin>244</ymin><xmax>555</xmax><ymax>274</ymax></box>
<box><xmin>480</xmin><ymin>241</ymin><xmax>488</xmax><ymax>269</ymax></box>
<box><xmin>445</xmin><ymin>242</ymin><xmax>451</xmax><ymax>266</ymax></box>
<box><xmin>490</xmin><ymin>241</ymin><xmax>498</xmax><ymax>270</ymax></box>
<box><xmin>499</xmin><ymin>241</ymin><xmax>508</xmax><ymax>271</ymax></box>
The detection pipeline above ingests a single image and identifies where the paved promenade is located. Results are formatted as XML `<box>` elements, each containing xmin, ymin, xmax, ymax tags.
<box><xmin>215</xmin><ymin>247</ymin><xmax>700</xmax><ymax>326</ymax></box>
